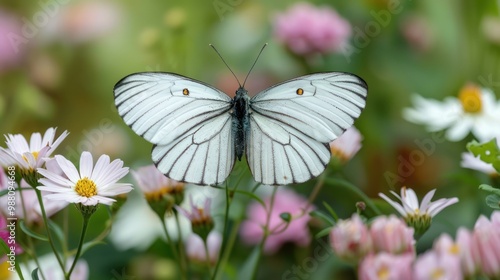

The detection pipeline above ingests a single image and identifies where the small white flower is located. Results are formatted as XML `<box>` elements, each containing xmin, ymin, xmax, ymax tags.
<box><xmin>461</xmin><ymin>152</ymin><xmax>497</xmax><ymax>176</ymax></box>
<box><xmin>379</xmin><ymin>187</ymin><xmax>459</xmax><ymax>219</ymax></box>
<box><xmin>0</xmin><ymin>127</ymin><xmax>69</xmax><ymax>170</ymax></box>
<box><xmin>379</xmin><ymin>187</ymin><xmax>459</xmax><ymax>237</ymax></box>
<box><xmin>403</xmin><ymin>84</ymin><xmax>500</xmax><ymax>142</ymax></box>
<box><xmin>37</xmin><ymin>151</ymin><xmax>132</xmax><ymax>206</ymax></box>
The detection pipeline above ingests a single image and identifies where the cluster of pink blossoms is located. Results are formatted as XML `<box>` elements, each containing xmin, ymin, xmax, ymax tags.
<box><xmin>330</xmin><ymin>212</ymin><xmax>500</xmax><ymax>279</ymax></box>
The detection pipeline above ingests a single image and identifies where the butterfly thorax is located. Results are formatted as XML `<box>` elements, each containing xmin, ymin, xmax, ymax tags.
<box><xmin>232</xmin><ymin>87</ymin><xmax>250</xmax><ymax>161</ymax></box>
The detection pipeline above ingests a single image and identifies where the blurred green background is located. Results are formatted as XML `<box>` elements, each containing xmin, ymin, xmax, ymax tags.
<box><xmin>1</xmin><ymin>0</ymin><xmax>499</xmax><ymax>279</ymax></box>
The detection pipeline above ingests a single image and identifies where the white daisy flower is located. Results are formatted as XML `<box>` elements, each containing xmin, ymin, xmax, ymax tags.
<box><xmin>37</xmin><ymin>152</ymin><xmax>133</xmax><ymax>206</ymax></box>
<box><xmin>379</xmin><ymin>187</ymin><xmax>459</xmax><ymax>237</ymax></box>
<box><xmin>461</xmin><ymin>152</ymin><xmax>497</xmax><ymax>176</ymax></box>
<box><xmin>403</xmin><ymin>84</ymin><xmax>500</xmax><ymax>142</ymax></box>
<box><xmin>0</xmin><ymin>127</ymin><xmax>69</xmax><ymax>170</ymax></box>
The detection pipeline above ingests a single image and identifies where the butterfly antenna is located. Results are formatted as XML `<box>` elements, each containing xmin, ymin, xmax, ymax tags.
<box><xmin>209</xmin><ymin>44</ymin><xmax>242</xmax><ymax>87</ymax></box>
<box><xmin>242</xmin><ymin>43</ymin><xmax>268</xmax><ymax>88</ymax></box>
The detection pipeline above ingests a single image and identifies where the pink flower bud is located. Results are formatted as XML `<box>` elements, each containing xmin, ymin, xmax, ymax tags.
<box><xmin>358</xmin><ymin>252</ymin><xmax>413</xmax><ymax>280</ymax></box>
<box><xmin>471</xmin><ymin>214</ymin><xmax>500</xmax><ymax>277</ymax></box>
<box><xmin>369</xmin><ymin>215</ymin><xmax>415</xmax><ymax>255</ymax></box>
<box><xmin>413</xmin><ymin>251</ymin><xmax>462</xmax><ymax>280</ymax></box>
<box><xmin>330</xmin><ymin>214</ymin><xmax>372</xmax><ymax>262</ymax></box>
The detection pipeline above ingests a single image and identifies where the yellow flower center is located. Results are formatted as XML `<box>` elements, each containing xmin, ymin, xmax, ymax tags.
<box><xmin>377</xmin><ymin>266</ymin><xmax>390</xmax><ymax>280</ymax></box>
<box><xmin>431</xmin><ymin>268</ymin><xmax>444</xmax><ymax>279</ymax></box>
<box><xmin>74</xmin><ymin>177</ymin><xmax>97</xmax><ymax>198</ymax></box>
<box><xmin>22</xmin><ymin>151</ymin><xmax>39</xmax><ymax>163</ymax></box>
<box><xmin>459</xmin><ymin>84</ymin><xmax>482</xmax><ymax>114</ymax></box>
<box><xmin>144</xmin><ymin>184</ymin><xmax>184</xmax><ymax>201</ymax></box>
<box><xmin>331</xmin><ymin>147</ymin><xmax>348</xmax><ymax>162</ymax></box>
<box><xmin>448</xmin><ymin>244</ymin><xmax>460</xmax><ymax>255</ymax></box>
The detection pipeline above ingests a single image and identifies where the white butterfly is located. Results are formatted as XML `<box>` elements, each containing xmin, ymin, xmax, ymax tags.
<box><xmin>114</xmin><ymin>71</ymin><xmax>367</xmax><ymax>186</ymax></box>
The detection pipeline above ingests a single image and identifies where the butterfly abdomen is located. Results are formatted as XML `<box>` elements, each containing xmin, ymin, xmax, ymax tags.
<box><xmin>233</xmin><ymin>87</ymin><xmax>250</xmax><ymax>161</ymax></box>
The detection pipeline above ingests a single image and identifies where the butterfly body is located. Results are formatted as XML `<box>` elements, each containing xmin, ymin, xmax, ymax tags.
<box><xmin>232</xmin><ymin>87</ymin><xmax>251</xmax><ymax>161</ymax></box>
<box><xmin>114</xmin><ymin>72</ymin><xmax>367</xmax><ymax>186</ymax></box>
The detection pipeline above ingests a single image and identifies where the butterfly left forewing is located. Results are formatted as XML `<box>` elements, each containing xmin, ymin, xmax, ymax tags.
<box><xmin>114</xmin><ymin>72</ymin><xmax>235</xmax><ymax>185</ymax></box>
<box><xmin>247</xmin><ymin>72</ymin><xmax>367</xmax><ymax>185</ymax></box>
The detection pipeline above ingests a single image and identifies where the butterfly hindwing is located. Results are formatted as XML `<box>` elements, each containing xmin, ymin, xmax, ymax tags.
<box><xmin>114</xmin><ymin>72</ymin><xmax>235</xmax><ymax>185</ymax></box>
<box><xmin>247</xmin><ymin>72</ymin><xmax>367</xmax><ymax>185</ymax></box>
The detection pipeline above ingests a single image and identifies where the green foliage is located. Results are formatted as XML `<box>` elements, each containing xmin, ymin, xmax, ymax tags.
<box><xmin>467</xmin><ymin>139</ymin><xmax>500</xmax><ymax>173</ymax></box>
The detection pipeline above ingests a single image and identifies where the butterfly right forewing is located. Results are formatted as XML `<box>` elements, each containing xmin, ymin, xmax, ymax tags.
<box><xmin>247</xmin><ymin>72</ymin><xmax>367</xmax><ymax>185</ymax></box>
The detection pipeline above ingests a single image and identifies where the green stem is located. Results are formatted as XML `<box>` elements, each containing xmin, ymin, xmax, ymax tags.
<box><xmin>211</xmin><ymin>185</ymin><xmax>231</xmax><ymax>280</ymax></box>
<box><xmin>214</xmin><ymin>220</ymin><xmax>241</xmax><ymax>280</ymax></box>
<box><xmin>250</xmin><ymin>187</ymin><xmax>278</xmax><ymax>279</ymax></box>
<box><xmin>203</xmin><ymin>238</ymin><xmax>213</xmax><ymax>276</ymax></box>
<box><xmin>34</xmin><ymin>188</ymin><xmax>66</xmax><ymax>273</ymax></box>
<box><xmin>18</xmin><ymin>187</ymin><xmax>46</xmax><ymax>280</ymax></box>
<box><xmin>325</xmin><ymin>178</ymin><xmax>382</xmax><ymax>215</ymax></box>
<box><xmin>174</xmin><ymin>211</ymin><xmax>189</xmax><ymax>278</ymax></box>
<box><xmin>65</xmin><ymin>214</ymin><xmax>90</xmax><ymax>279</ymax></box>
<box><xmin>160</xmin><ymin>218</ymin><xmax>186</xmax><ymax>280</ymax></box>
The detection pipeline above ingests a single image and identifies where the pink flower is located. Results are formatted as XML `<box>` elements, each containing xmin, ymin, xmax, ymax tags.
<box><xmin>273</xmin><ymin>3</ymin><xmax>351</xmax><ymax>55</ymax></box>
<box><xmin>329</xmin><ymin>127</ymin><xmax>363</xmax><ymax>162</ymax></box>
<box><xmin>433</xmin><ymin>230</ymin><xmax>477</xmax><ymax>277</ymax></box>
<box><xmin>240</xmin><ymin>188</ymin><xmax>314</xmax><ymax>254</ymax></box>
<box><xmin>45</xmin><ymin>1</ymin><xmax>121</xmax><ymax>44</ymax></box>
<box><xmin>185</xmin><ymin>231</ymin><xmax>222</xmax><ymax>266</ymax></box>
<box><xmin>330</xmin><ymin>214</ymin><xmax>372</xmax><ymax>262</ymax></box>
<box><xmin>358</xmin><ymin>252</ymin><xmax>413</xmax><ymax>280</ymax></box>
<box><xmin>413</xmin><ymin>251</ymin><xmax>462</xmax><ymax>280</ymax></box>
<box><xmin>471</xmin><ymin>213</ymin><xmax>500</xmax><ymax>278</ymax></box>
<box><xmin>1</xmin><ymin>214</ymin><xmax>23</xmax><ymax>261</ymax></box>
<box><xmin>369</xmin><ymin>215</ymin><xmax>415</xmax><ymax>255</ymax></box>
<box><xmin>0</xmin><ymin>10</ymin><xmax>25</xmax><ymax>74</ymax></box>
<box><xmin>132</xmin><ymin>164</ymin><xmax>184</xmax><ymax>202</ymax></box>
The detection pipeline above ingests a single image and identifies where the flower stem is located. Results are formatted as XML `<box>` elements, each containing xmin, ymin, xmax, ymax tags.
<box><xmin>33</xmin><ymin>188</ymin><xmax>66</xmax><ymax>273</ymax></box>
<box><xmin>65</xmin><ymin>214</ymin><xmax>90</xmax><ymax>279</ymax></box>
<box><xmin>250</xmin><ymin>187</ymin><xmax>278</xmax><ymax>279</ymax></box>
<box><xmin>203</xmin><ymin>238</ymin><xmax>213</xmax><ymax>276</ymax></box>
<box><xmin>160</xmin><ymin>218</ymin><xmax>186</xmax><ymax>280</ymax></box>
<box><xmin>212</xmin><ymin>184</ymin><xmax>233</xmax><ymax>280</ymax></box>
<box><xmin>174</xmin><ymin>211</ymin><xmax>189</xmax><ymax>278</ymax></box>
<box><xmin>214</xmin><ymin>219</ymin><xmax>240</xmax><ymax>280</ymax></box>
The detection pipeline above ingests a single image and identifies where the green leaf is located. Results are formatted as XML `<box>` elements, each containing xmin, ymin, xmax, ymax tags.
<box><xmin>467</xmin><ymin>139</ymin><xmax>500</xmax><ymax>172</ymax></box>
<box><xmin>19</xmin><ymin>220</ymin><xmax>48</xmax><ymax>242</ymax></box>
<box><xmin>279</xmin><ymin>212</ymin><xmax>291</xmax><ymax>223</ymax></box>
<box><xmin>80</xmin><ymin>240</ymin><xmax>106</xmax><ymax>256</ymax></box>
<box><xmin>0</xmin><ymin>236</ymin><xmax>9</xmax><ymax>254</ymax></box>
<box><xmin>479</xmin><ymin>184</ymin><xmax>500</xmax><ymax>196</ymax></box>
<box><xmin>47</xmin><ymin>220</ymin><xmax>65</xmax><ymax>248</ymax></box>
<box><xmin>309</xmin><ymin>210</ymin><xmax>335</xmax><ymax>226</ymax></box>
<box><xmin>485</xmin><ymin>194</ymin><xmax>500</xmax><ymax>209</ymax></box>
<box><xmin>233</xmin><ymin>190</ymin><xmax>266</xmax><ymax>209</ymax></box>
<box><xmin>322</xmin><ymin>201</ymin><xmax>338</xmax><ymax>223</ymax></box>
<box><xmin>315</xmin><ymin>226</ymin><xmax>333</xmax><ymax>239</ymax></box>
<box><xmin>31</xmin><ymin>267</ymin><xmax>40</xmax><ymax>280</ymax></box>
<box><xmin>238</xmin><ymin>246</ymin><xmax>261</xmax><ymax>280</ymax></box>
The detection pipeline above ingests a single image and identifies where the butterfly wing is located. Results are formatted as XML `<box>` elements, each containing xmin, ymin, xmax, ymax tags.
<box><xmin>114</xmin><ymin>72</ymin><xmax>235</xmax><ymax>185</ymax></box>
<box><xmin>247</xmin><ymin>72</ymin><xmax>367</xmax><ymax>185</ymax></box>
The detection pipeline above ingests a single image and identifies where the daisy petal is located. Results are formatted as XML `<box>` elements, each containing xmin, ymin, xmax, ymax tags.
<box><xmin>79</xmin><ymin>152</ymin><xmax>94</xmax><ymax>178</ymax></box>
